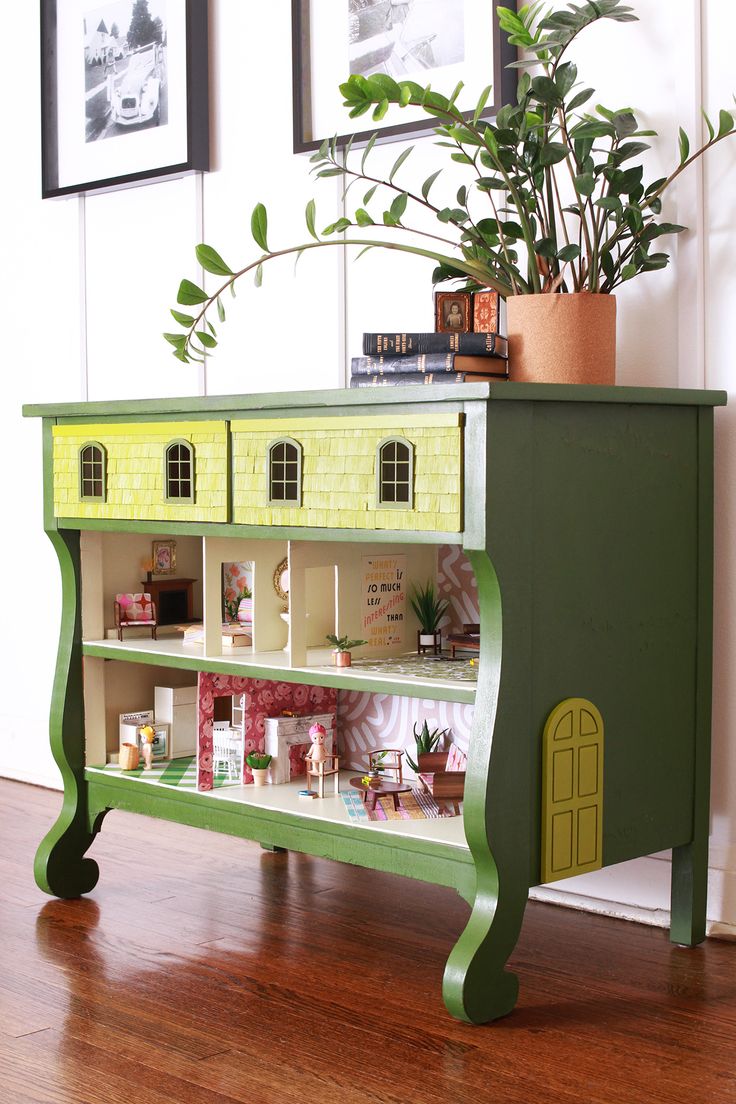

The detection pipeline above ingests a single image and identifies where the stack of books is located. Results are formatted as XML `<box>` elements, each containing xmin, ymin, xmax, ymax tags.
<box><xmin>350</xmin><ymin>331</ymin><xmax>508</xmax><ymax>387</ymax></box>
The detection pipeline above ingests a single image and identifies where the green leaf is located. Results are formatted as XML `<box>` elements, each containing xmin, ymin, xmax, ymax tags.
<box><xmin>534</xmin><ymin>237</ymin><xmax>557</xmax><ymax>258</ymax></box>
<box><xmin>251</xmin><ymin>203</ymin><xmax>269</xmax><ymax>252</ymax></box>
<box><xmin>620</xmin><ymin>263</ymin><xmax>637</xmax><ymax>282</ymax></box>
<box><xmin>216</xmin><ymin>297</ymin><xmax>226</xmax><ymax>323</ymax></box>
<box><xmin>305</xmin><ymin>198</ymin><xmax>318</xmax><ymax>240</ymax></box>
<box><xmin>531</xmin><ymin>75</ymin><xmax>560</xmax><ymax>105</ymax></box>
<box><xmin>421</xmin><ymin>169</ymin><xmax>442</xmax><ymax>199</ymax></box>
<box><xmin>539</xmin><ymin>142</ymin><xmax>569</xmax><ymax>166</ymax></box>
<box><xmin>170</xmin><ymin>309</ymin><xmax>194</xmax><ymax>327</ymax></box>
<box><xmin>163</xmin><ymin>332</ymin><xmax>187</xmax><ymax>348</ymax></box>
<box><xmin>389</xmin><ymin>145</ymin><xmax>413</xmax><ymax>183</ymax></box>
<box><xmin>177</xmin><ymin>279</ymin><xmax>208</xmax><ymax>306</ymax></box>
<box><xmin>399</xmin><ymin>84</ymin><xmax>411</xmax><ymax>107</ymax></box>
<box><xmin>557</xmin><ymin>244</ymin><xmax>581</xmax><ymax>262</ymax></box>
<box><xmin>473</xmin><ymin>84</ymin><xmax>492</xmax><ymax>126</ymax></box>
<box><xmin>195</xmin><ymin>243</ymin><xmax>233</xmax><ymax>276</ymax></box>
<box><xmin>566</xmin><ymin>87</ymin><xmax>594</xmax><ymax>112</ymax></box>
<box><xmin>600</xmin><ymin>249</ymin><xmax>615</xmax><ymax>281</ymax></box>
<box><xmin>613</xmin><ymin>111</ymin><xmax>638</xmax><ymax>138</ymax></box>
<box><xmin>254</xmin><ymin>264</ymin><xmax>263</xmax><ymax>288</ymax></box>
<box><xmin>373</xmin><ymin>98</ymin><xmax>389</xmax><ymax>121</ymax></box>
<box><xmin>595</xmin><ymin>196</ymin><xmax>622</xmax><ymax>212</ymax></box>
<box><xmin>555</xmin><ymin>62</ymin><xmax>577</xmax><ymax>98</ymax></box>
<box><xmin>363</xmin><ymin>183</ymin><xmax>379</xmax><ymax>204</ymax></box>
<box><xmin>361</xmin><ymin>132</ymin><xmax>378</xmax><ymax>173</ymax></box>
<box><xmin>195</xmin><ymin>330</ymin><xmax>217</xmax><ymax>348</ymax></box>
<box><xmin>355</xmin><ymin>208</ymin><xmax>374</xmax><ymax>226</ymax></box>
<box><xmin>389</xmin><ymin>192</ymin><xmax>408</xmax><ymax>221</ymax></box>
<box><xmin>678</xmin><ymin>126</ymin><xmax>690</xmax><ymax>164</ymax></box>
<box><xmin>718</xmin><ymin>109</ymin><xmax>734</xmax><ymax>137</ymax></box>
<box><xmin>575</xmin><ymin>172</ymin><xmax>596</xmax><ymax>195</ymax></box>
<box><xmin>702</xmin><ymin>109</ymin><xmax>715</xmax><ymax>142</ymax></box>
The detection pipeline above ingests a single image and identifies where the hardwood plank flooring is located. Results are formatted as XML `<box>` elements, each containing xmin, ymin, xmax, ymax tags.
<box><xmin>1</xmin><ymin>777</ymin><xmax>734</xmax><ymax>1104</ymax></box>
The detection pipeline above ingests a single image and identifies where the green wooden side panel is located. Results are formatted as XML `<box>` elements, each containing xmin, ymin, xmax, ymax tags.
<box><xmin>541</xmin><ymin>698</ymin><xmax>604</xmax><ymax>883</ymax></box>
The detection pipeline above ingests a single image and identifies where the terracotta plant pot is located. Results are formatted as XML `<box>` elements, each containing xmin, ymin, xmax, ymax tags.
<box><xmin>507</xmin><ymin>292</ymin><xmax>616</xmax><ymax>385</ymax></box>
<box><xmin>335</xmin><ymin>651</ymin><xmax>352</xmax><ymax>668</ymax></box>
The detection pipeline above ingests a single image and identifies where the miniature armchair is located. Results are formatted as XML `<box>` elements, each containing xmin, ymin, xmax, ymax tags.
<box><xmin>114</xmin><ymin>593</ymin><xmax>158</xmax><ymax>641</ymax></box>
<box><xmin>416</xmin><ymin>744</ymin><xmax>467</xmax><ymax>816</ymax></box>
<box><xmin>368</xmin><ymin>748</ymin><xmax>404</xmax><ymax>783</ymax></box>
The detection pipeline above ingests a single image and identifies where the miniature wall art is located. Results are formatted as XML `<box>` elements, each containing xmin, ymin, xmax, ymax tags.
<box><xmin>152</xmin><ymin>540</ymin><xmax>176</xmax><ymax>575</ymax></box>
<box><xmin>361</xmin><ymin>555</ymin><xmax>406</xmax><ymax>648</ymax></box>
<box><xmin>291</xmin><ymin>0</ymin><xmax>515</xmax><ymax>151</ymax></box>
<box><xmin>41</xmin><ymin>0</ymin><xmax>209</xmax><ymax>196</ymax></box>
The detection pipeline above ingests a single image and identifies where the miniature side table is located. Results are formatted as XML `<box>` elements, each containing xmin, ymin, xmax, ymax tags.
<box><xmin>350</xmin><ymin>777</ymin><xmax>411</xmax><ymax>811</ymax></box>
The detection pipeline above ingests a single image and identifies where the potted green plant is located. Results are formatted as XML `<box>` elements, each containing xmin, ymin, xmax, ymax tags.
<box><xmin>165</xmin><ymin>1</ymin><xmax>735</xmax><ymax>386</ymax></box>
<box><xmin>326</xmin><ymin>633</ymin><xmax>367</xmax><ymax>668</ymax></box>
<box><xmin>405</xmin><ymin>721</ymin><xmax>450</xmax><ymax>774</ymax></box>
<box><xmin>410</xmin><ymin>580</ymin><xmax>449</xmax><ymax>655</ymax></box>
<box><xmin>224</xmin><ymin>583</ymin><xmax>252</xmax><ymax>624</ymax></box>
<box><xmin>245</xmin><ymin>751</ymin><xmax>272</xmax><ymax>786</ymax></box>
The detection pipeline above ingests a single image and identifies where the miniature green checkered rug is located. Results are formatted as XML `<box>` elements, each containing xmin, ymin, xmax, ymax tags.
<box><xmin>89</xmin><ymin>757</ymin><xmax>241</xmax><ymax>789</ymax></box>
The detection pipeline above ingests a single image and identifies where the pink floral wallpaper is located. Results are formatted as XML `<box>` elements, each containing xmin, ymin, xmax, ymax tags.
<box><xmin>197</xmin><ymin>673</ymin><xmax>336</xmax><ymax>791</ymax></box>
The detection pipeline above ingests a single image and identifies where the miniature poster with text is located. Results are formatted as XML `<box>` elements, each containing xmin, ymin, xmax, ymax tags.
<box><xmin>361</xmin><ymin>556</ymin><xmax>406</xmax><ymax>648</ymax></box>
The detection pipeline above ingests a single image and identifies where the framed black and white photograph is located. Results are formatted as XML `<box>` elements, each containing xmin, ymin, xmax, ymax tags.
<box><xmin>41</xmin><ymin>0</ymin><xmax>209</xmax><ymax>198</ymax></box>
<box><xmin>292</xmin><ymin>0</ymin><xmax>516</xmax><ymax>153</ymax></box>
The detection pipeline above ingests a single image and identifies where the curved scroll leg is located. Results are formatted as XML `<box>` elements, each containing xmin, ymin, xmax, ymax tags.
<box><xmin>443</xmin><ymin>862</ymin><xmax>529</xmax><ymax>1024</ymax></box>
<box><xmin>34</xmin><ymin>529</ymin><xmax>101</xmax><ymax>899</ymax></box>
<box><xmin>442</xmin><ymin>548</ymin><xmax>532</xmax><ymax>1023</ymax></box>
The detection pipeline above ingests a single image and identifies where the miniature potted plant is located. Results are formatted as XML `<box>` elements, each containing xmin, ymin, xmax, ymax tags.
<box><xmin>326</xmin><ymin>634</ymin><xmax>367</xmax><ymax>668</ymax></box>
<box><xmin>246</xmin><ymin>751</ymin><xmax>272</xmax><ymax>786</ymax></box>
<box><xmin>405</xmin><ymin>721</ymin><xmax>449</xmax><ymax>774</ymax></box>
<box><xmin>410</xmin><ymin>580</ymin><xmax>448</xmax><ymax>655</ymax></box>
<box><xmin>224</xmin><ymin>583</ymin><xmax>252</xmax><ymax>624</ymax></box>
<box><xmin>165</xmin><ymin>1</ymin><xmax>735</xmax><ymax>386</ymax></box>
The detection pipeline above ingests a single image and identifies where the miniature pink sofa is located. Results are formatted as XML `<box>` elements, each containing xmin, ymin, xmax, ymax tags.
<box><xmin>416</xmin><ymin>744</ymin><xmax>467</xmax><ymax>815</ymax></box>
<box><xmin>114</xmin><ymin>593</ymin><xmax>158</xmax><ymax>641</ymax></box>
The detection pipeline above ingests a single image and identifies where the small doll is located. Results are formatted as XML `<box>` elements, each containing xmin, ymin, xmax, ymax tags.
<box><xmin>305</xmin><ymin>723</ymin><xmax>328</xmax><ymax>772</ymax></box>
<box><xmin>140</xmin><ymin>725</ymin><xmax>156</xmax><ymax>770</ymax></box>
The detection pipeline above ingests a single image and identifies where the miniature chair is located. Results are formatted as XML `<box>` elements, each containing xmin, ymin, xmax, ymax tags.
<box><xmin>305</xmin><ymin>751</ymin><xmax>340</xmax><ymax>798</ymax></box>
<box><xmin>114</xmin><ymin>593</ymin><xmax>158</xmax><ymax>641</ymax></box>
<box><xmin>368</xmin><ymin>748</ymin><xmax>404</xmax><ymax>783</ymax></box>
<box><xmin>213</xmin><ymin>721</ymin><xmax>243</xmax><ymax>782</ymax></box>
<box><xmin>416</xmin><ymin>744</ymin><xmax>467</xmax><ymax>816</ymax></box>
<box><xmin>446</xmin><ymin>622</ymin><xmax>480</xmax><ymax>658</ymax></box>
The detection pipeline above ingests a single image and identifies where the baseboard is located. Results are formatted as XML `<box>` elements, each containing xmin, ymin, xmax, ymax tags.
<box><xmin>0</xmin><ymin>768</ymin><xmax>62</xmax><ymax>790</ymax></box>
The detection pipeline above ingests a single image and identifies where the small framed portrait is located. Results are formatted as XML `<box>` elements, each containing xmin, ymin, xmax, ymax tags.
<box><xmin>152</xmin><ymin>540</ymin><xmax>176</xmax><ymax>576</ymax></box>
<box><xmin>435</xmin><ymin>292</ymin><xmax>472</xmax><ymax>334</ymax></box>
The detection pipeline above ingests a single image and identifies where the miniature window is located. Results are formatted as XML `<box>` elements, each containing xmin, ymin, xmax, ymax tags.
<box><xmin>165</xmin><ymin>440</ymin><xmax>195</xmax><ymax>503</ymax></box>
<box><xmin>79</xmin><ymin>443</ymin><xmax>106</xmax><ymax>502</ymax></box>
<box><xmin>268</xmin><ymin>439</ymin><xmax>302</xmax><ymax>505</ymax></box>
<box><xmin>377</xmin><ymin>437</ymin><xmax>414</xmax><ymax>508</ymax></box>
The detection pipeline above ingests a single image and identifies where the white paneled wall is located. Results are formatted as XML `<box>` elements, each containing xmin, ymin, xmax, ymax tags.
<box><xmin>2</xmin><ymin>0</ymin><xmax>735</xmax><ymax>931</ymax></box>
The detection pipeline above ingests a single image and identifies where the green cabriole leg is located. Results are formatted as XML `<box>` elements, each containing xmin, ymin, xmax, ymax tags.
<box><xmin>442</xmin><ymin>551</ymin><xmax>530</xmax><ymax>1024</ymax></box>
<box><xmin>34</xmin><ymin>529</ymin><xmax>102</xmax><ymax>899</ymax></box>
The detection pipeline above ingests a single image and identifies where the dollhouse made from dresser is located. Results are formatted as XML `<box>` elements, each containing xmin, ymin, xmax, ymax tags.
<box><xmin>24</xmin><ymin>381</ymin><xmax>724</xmax><ymax>1024</ymax></box>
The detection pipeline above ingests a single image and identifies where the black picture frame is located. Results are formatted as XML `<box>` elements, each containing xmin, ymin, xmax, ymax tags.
<box><xmin>292</xmin><ymin>0</ymin><xmax>517</xmax><ymax>154</ymax></box>
<box><xmin>41</xmin><ymin>0</ymin><xmax>209</xmax><ymax>198</ymax></box>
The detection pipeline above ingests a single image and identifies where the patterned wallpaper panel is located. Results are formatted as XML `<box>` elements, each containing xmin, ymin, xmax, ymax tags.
<box><xmin>339</xmin><ymin>544</ymin><xmax>479</xmax><ymax>776</ymax></box>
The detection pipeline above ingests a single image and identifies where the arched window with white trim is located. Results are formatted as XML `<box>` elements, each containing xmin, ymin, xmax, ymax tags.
<box><xmin>164</xmin><ymin>440</ymin><xmax>195</xmax><ymax>503</ymax></box>
<box><xmin>268</xmin><ymin>438</ymin><xmax>302</xmax><ymax>506</ymax></box>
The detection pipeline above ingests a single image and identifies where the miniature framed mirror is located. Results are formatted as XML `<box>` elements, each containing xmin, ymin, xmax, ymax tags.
<box><xmin>273</xmin><ymin>557</ymin><xmax>289</xmax><ymax>610</ymax></box>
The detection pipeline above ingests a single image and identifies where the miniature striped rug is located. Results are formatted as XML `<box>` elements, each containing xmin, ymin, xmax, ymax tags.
<box><xmin>342</xmin><ymin>787</ymin><xmax>455</xmax><ymax>822</ymax></box>
<box><xmin>90</xmin><ymin>757</ymin><xmax>240</xmax><ymax>789</ymax></box>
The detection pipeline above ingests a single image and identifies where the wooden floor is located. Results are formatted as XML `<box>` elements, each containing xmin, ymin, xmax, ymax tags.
<box><xmin>1</xmin><ymin>780</ymin><xmax>735</xmax><ymax>1104</ymax></box>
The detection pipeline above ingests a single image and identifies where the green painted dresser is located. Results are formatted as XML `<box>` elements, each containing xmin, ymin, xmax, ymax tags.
<box><xmin>23</xmin><ymin>381</ymin><xmax>725</xmax><ymax>1024</ymax></box>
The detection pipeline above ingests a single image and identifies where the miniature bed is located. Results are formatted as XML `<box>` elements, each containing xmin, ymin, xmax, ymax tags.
<box><xmin>24</xmin><ymin>381</ymin><xmax>724</xmax><ymax>1025</ymax></box>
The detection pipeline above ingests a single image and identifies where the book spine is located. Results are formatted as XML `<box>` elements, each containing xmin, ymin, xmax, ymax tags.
<box><xmin>351</xmin><ymin>353</ymin><xmax>506</xmax><ymax>376</ymax></box>
<box><xmin>350</xmin><ymin>372</ymin><xmax>486</xmax><ymax>387</ymax></box>
<box><xmin>362</xmin><ymin>332</ymin><xmax>508</xmax><ymax>356</ymax></box>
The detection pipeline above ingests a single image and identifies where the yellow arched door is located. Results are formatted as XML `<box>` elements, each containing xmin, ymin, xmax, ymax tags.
<box><xmin>541</xmin><ymin>698</ymin><xmax>604</xmax><ymax>883</ymax></box>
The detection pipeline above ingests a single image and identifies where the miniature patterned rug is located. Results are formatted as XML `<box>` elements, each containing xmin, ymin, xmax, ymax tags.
<box><xmin>342</xmin><ymin>787</ymin><xmax>456</xmax><ymax>822</ymax></box>
<box><xmin>348</xmin><ymin>655</ymin><xmax>478</xmax><ymax>683</ymax></box>
<box><xmin>88</xmin><ymin>757</ymin><xmax>241</xmax><ymax>789</ymax></box>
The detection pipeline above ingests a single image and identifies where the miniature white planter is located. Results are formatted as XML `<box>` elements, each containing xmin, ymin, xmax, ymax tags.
<box><xmin>250</xmin><ymin>767</ymin><xmax>269</xmax><ymax>786</ymax></box>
